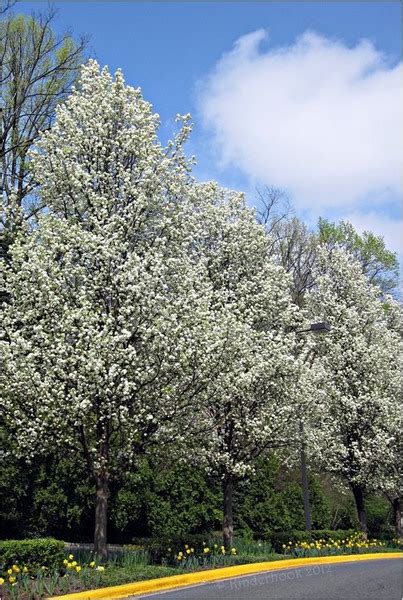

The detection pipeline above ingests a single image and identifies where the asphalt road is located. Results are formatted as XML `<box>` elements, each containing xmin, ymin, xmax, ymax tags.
<box><xmin>135</xmin><ymin>558</ymin><xmax>402</xmax><ymax>600</ymax></box>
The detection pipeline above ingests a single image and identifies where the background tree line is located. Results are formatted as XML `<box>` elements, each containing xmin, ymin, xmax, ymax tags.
<box><xmin>1</xmin><ymin>5</ymin><xmax>401</xmax><ymax>560</ymax></box>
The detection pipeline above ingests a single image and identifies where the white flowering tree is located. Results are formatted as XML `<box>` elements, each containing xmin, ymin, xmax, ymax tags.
<box><xmin>1</xmin><ymin>61</ymin><xmax>229</xmax><ymax>558</ymax></box>
<box><xmin>376</xmin><ymin>299</ymin><xmax>402</xmax><ymax>539</ymax></box>
<box><xmin>185</xmin><ymin>191</ymin><xmax>312</xmax><ymax>548</ymax></box>
<box><xmin>306</xmin><ymin>248</ymin><xmax>401</xmax><ymax>535</ymax></box>
<box><xmin>380</xmin><ymin>441</ymin><xmax>402</xmax><ymax>539</ymax></box>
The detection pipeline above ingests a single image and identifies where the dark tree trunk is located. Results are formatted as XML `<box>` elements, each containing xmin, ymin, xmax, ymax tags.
<box><xmin>222</xmin><ymin>473</ymin><xmax>234</xmax><ymax>550</ymax></box>
<box><xmin>392</xmin><ymin>497</ymin><xmax>401</xmax><ymax>539</ymax></box>
<box><xmin>94</xmin><ymin>475</ymin><xmax>109</xmax><ymax>560</ymax></box>
<box><xmin>351</xmin><ymin>484</ymin><xmax>367</xmax><ymax>537</ymax></box>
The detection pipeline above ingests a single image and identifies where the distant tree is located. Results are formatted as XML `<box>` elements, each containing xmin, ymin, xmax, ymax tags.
<box><xmin>257</xmin><ymin>189</ymin><xmax>399</xmax><ymax>299</ymax></box>
<box><xmin>256</xmin><ymin>188</ymin><xmax>318</xmax><ymax>306</ymax></box>
<box><xmin>318</xmin><ymin>218</ymin><xmax>399</xmax><ymax>294</ymax></box>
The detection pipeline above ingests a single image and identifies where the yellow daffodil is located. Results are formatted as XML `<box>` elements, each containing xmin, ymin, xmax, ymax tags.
<box><xmin>76</xmin><ymin>566</ymin><xmax>81</xmax><ymax>573</ymax></box>
<box><xmin>89</xmin><ymin>561</ymin><xmax>96</xmax><ymax>568</ymax></box>
<box><xmin>0</xmin><ymin>577</ymin><xmax>4</xmax><ymax>585</ymax></box>
<box><xmin>23</xmin><ymin>566</ymin><xmax>28</xmax><ymax>573</ymax></box>
<box><xmin>9</xmin><ymin>576</ymin><xmax>16</xmax><ymax>584</ymax></box>
<box><xmin>12</xmin><ymin>565</ymin><xmax>20</xmax><ymax>573</ymax></box>
<box><xmin>7</xmin><ymin>569</ymin><xmax>12</xmax><ymax>575</ymax></box>
<box><xmin>203</xmin><ymin>547</ymin><xmax>210</xmax><ymax>554</ymax></box>
<box><xmin>96</xmin><ymin>566</ymin><xmax>105</xmax><ymax>572</ymax></box>
<box><xmin>63</xmin><ymin>559</ymin><xmax>68</xmax><ymax>566</ymax></box>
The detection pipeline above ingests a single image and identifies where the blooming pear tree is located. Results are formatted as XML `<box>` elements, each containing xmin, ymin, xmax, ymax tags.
<box><xmin>306</xmin><ymin>248</ymin><xmax>401</xmax><ymax>535</ymax></box>
<box><xmin>185</xmin><ymin>190</ymin><xmax>312</xmax><ymax>548</ymax></box>
<box><xmin>1</xmin><ymin>61</ymin><xmax>228</xmax><ymax>558</ymax></box>
<box><xmin>376</xmin><ymin>298</ymin><xmax>402</xmax><ymax>539</ymax></box>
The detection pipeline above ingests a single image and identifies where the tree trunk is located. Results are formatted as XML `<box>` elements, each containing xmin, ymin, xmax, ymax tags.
<box><xmin>392</xmin><ymin>497</ymin><xmax>401</xmax><ymax>539</ymax></box>
<box><xmin>351</xmin><ymin>484</ymin><xmax>367</xmax><ymax>537</ymax></box>
<box><xmin>222</xmin><ymin>473</ymin><xmax>234</xmax><ymax>550</ymax></box>
<box><xmin>94</xmin><ymin>475</ymin><xmax>109</xmax><ymax>560</ymax></box>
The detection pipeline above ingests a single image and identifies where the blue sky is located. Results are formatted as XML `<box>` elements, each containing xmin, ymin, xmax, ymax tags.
<box><xmin>17</xmin><ymin>1</ymin><xmax>402</xmax><ymax>255</ymax></box>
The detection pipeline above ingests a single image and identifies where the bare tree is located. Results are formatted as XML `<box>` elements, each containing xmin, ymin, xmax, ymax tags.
<box><xmin>0</xmin><ymin>1</ymin><xmax>16</xmax><ymax>16</ymax></box>
<box><xmin>256</xmin><ymin>186</ymin><xmax>317</xmax><ymax>306</ymax></box>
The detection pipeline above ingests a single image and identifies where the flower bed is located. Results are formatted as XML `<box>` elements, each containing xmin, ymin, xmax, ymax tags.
<box><xmin>0</xmin><ymin>534</ymin><xmax>401</xmax><ymax>598</ymax></box>
<box><xmin>281</xmin><ymin>532</ymin><xmax>402</xmax><ymax>557</ymax></box>
<box><xmin>0</xmin><ymin>553</ymin><xmax>106</xmax><ymax>599</ymax></box>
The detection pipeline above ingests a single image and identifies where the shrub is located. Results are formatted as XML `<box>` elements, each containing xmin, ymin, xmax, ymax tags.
<box><xmin>234</xmin><ymin>456</ymin><xmax>332</xmax><ymax>535</ymax></box>
<box><xmin>365</xmin><ymin>495</ymin><xmax>391</xmax><ymax>536</ymax></box>
<box><xmin>0</xmin><ymin>538</ymin><xmax>65</xmax><ymax>570</ymax></box>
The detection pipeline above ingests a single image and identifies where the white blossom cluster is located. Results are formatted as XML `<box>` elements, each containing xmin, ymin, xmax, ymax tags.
<box><xmin>0</xmin><ymin>62</ymin><xmax>306</xmax><ymax>485</ymax></box>
<box><xmin>1</xmin><ymin>60</ymin><xmax>400</xmax><ymax>506</ymax></box>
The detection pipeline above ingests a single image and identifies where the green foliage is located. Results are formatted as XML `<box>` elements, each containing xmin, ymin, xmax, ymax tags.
<box><xmin>0</xmin><ymin>443</ymin><xmax>385</xmax><ymax>546</ymax></box>
<box><xmin>109</xmin><ymin>472</ymin><xmax>145</xmax><ymax>534</ymax></box>
<box><xmin>318</xmin><ymin>218</ymin><xmax>399</xmax><ymax>292</ymax></box>
<box><xmin>144</xmin><ymin>460</ymin><xmax>222</xmax><ymax>539</ymax></box>
<box><xmin>234</xmin><ymin>455</ymin><xmax>331</xmax><ymax>535</ymax></box>
<box><xmin>320</xmin><ymin>477</ymin><xmax>358</xmax><ymax>530</ymax></box>
<box><xmin>99</xmin><ymin>564</ymin><xmax>181</xmax><ymax>587</ymax></box>
<box><xmin>0</xmin><ymin>538</ymin><xmax>65</xmax><ymax>570</ymax></box>
<box><xmin>365</xmin><ymin>495</ymin><xmax>392</xmax><ymax>536</ymax></box>
<box><xmin>0</xmin><ymin>433</ymin><xmax>94</xmax><ymax>542</ymax></box>
<box><xmin>131</xmin><ymin>533</ymin><xmax>221</xmax><ymax>564</ymax></box>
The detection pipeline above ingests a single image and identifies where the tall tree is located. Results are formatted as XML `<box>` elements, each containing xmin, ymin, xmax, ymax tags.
<box><xmin>306</xmin><ymin>247</ymin><xmax>401</xmax><ymax>535</ymax></box>
<box><xmin>1</xmin><ymin>61</ymin><xmax>226</xmax><ymax>558</ymax></box>
<box><xmin>190</xmin><ymin>190</ymin><xmax>311</xmax><ymax>548</ymax></box>
<box><xmin>0</xmin><ymin>9</ymin><xmax>86</xmax><ymax>264</ymax></box>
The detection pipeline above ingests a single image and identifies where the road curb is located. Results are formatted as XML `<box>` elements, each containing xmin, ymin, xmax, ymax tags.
<box><xmin>49</xmin><ymin>552</ymin><xmax>403</xmax><ymax>600</ymax></box>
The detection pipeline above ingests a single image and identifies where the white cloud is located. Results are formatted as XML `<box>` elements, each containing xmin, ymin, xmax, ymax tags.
<box><xmin>199</xmin><ymin>30</ymin><xmax>403</xmax><ymax>211</ymax></box>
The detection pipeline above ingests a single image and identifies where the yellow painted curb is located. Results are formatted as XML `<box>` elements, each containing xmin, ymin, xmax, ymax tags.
<box><xmin>49</xmin><ymin>552</ymin><xmax>403</xmax><ymax>600</ymax></box>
